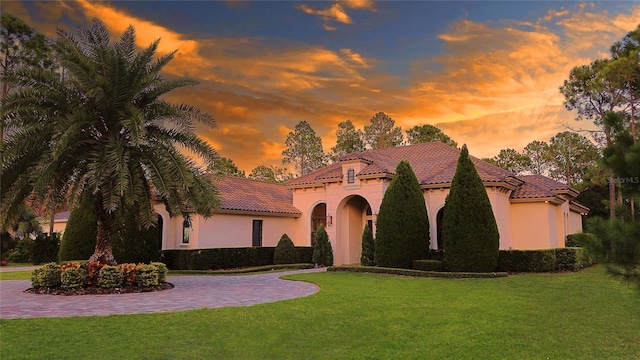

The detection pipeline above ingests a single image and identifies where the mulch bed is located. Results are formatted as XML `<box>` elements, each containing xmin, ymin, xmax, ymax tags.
<box><xmin>24</xmin><ymin>282</ymin><xmax>174</xmax><ymax>296</ymax></box>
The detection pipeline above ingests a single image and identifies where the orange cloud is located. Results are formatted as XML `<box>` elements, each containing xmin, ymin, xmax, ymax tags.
<box><xmin>297</xmin><ymin>1</ymin><xmax>376</xmax><ymax>31</ymax></box>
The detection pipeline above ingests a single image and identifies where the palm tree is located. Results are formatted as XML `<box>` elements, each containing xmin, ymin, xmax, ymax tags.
<box><xmin>1</xmin><ymin>20</ymin><xmax>220</xmax><ymax>264</ymax></box>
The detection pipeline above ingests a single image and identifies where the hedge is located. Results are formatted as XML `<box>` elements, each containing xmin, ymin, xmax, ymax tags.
<box><xmin>497</xmin><ymin>248</ymin><xmax>594</xmax><ymax>273</ymax></box>
<box><xmin>161</xmin><ymin>246</ymin><xmax>314</xmax><ymax>270</ymax></box>
<box><xmin>328</xmin><ymin>265</ymin><xmax>508</xmax><ymax>279</ymax></box>
<box><xmin>413</xmin><ymin>260</ymin><xmax>446</xmax><ymax>272</ymax></box>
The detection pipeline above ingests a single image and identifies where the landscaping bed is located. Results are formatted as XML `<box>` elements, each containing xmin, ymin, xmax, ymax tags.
<box><xmin>25</xmin><ymin>282</ymin><xmax>174</xmax><ymax>296</ymax></box>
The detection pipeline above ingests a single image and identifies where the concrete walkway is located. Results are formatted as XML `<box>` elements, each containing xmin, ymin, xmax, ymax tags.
<box><xmin>0</xmin><ymin>268</ymin><xmax>325</xmax><ymax>319</ymax></box>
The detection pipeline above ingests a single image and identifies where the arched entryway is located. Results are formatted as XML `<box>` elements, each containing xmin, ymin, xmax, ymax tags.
<box><xmin>336</xmin><ymin>195</ymin><xmax>372</xmax><ymax>265</ymax></box>
<box><xmin>310</xmin><ymin>203</ymin><xmax>327</xmax><ymax>246</ymax></box>
<box><xmin>436</xmin><ymin>207</ymin><xmax>444</xmax><ymax>250</ymax></box>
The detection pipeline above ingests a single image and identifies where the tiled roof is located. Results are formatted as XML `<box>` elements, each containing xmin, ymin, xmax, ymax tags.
<box><xmin>511</xmin><ymin>175</ymin><xmax>572</xmax><ymax>199</ymax></box>
<box><xmin>285</xmin><ymin>142</ymin><xmax>585</xmax><ymax>209</ymax></box>
<box><xmin>287</xmin><ymin>142</ymin><xmax>516</xmax><ymax>187</ymax></box>
<box><xmin>215</xmin><ymin>176</ymin><xmax>301</xmax><ymax>216</ymax></box>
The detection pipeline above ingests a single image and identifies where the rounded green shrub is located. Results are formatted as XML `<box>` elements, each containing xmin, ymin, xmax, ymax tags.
<box><xmin>273</xmin><ymin>234</ymin><xmax>296</xmax><ymax>264</ymax></box>
<box><xmin>312</xmin><ymin>225</ymin><xmax>334</xmax><ymax>266</ymax></box>
<box><xmin>375</xmin><ymin>160</ymin><xmax>430</xmax><ymax>269</ymax></box>
<box><xmin>443</xmin><ymin>145</ymin><xmax>500</xmax><ymax>272</ymax></box>
<box><xmin>150</xmin><ymin>262</ymin><xmax>169</xmax><ymax>283</ymax></box>
<box><xmin>8</xmin><ymin>238</ymin><xmax>35</xmax><ymax>263</ymax></box>
<box><xmin>99</xmin><ymin>265</ymin><xmax>124</xmax><ymax>288</ymax></box>
<box><xmin>136</xmin><ymin>264</ymin><xmax>159</xmax><ymax>287</ymax></box>
<box><xmin>30</xmin><ymin>268</ymin><xmax>44</xmax><ymax>288</ymax></box>
<box><xmin>61</xmin><ymin>267</ymin><xmax>87</xmax><ymax>289</ymax></box>
<box><xmin>35</xmin><ymin>262</ymin><xmax>62</xmax><ymax>288</ymax></box>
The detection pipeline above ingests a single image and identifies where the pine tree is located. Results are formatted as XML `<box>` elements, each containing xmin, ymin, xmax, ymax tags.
<box><xmin>443</xmin><ymin>145</ymin><xmax>500</xmax><ymax>272</ymax></box>
<box><xmin>273</xmin><ymin>233</ymin><xmax>296</xmax><ymax>264</ymax></box>
<box><xmin>360</xmin><ymin>224</ymin><xmax>375</xmax><ymax>266</ymax></box>
<box><xmin>312</xmin><ymin>224</ymin><xmax>333</xmax><ymax>266</ymax></box>
<box><xmin>375</xmin><ymin>160</ymin><xmax>430</xmax><ymax>269</ymax></box>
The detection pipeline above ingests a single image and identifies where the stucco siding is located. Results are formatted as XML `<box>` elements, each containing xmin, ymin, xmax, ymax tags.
<box><xmin>195</xmin><ymin>214</ymin><xmax>297</xmax><ymax>248</ymax></box>
<box><xmin>510</xmin><ymin>202</ymin><xmax>553</xmax><ymax>249</ymax></box>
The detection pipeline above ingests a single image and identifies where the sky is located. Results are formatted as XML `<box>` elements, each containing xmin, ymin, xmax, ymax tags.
<box><xmin>4</xmin><ymin>0</ymin><xmax>640</xmax><ymax>174</ymax></box>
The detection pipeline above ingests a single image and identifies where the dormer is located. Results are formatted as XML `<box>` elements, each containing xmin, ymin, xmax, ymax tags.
<box><xmin>340</xmin><ymin>157</ymin><xmax>371</xmax><ymax>189</ymax></box>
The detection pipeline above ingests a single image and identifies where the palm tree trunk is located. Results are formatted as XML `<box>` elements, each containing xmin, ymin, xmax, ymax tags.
<box><xmin>89</xmin><ymin>198</ymin><xmax>117</xmax><ymax>265</ymax></box>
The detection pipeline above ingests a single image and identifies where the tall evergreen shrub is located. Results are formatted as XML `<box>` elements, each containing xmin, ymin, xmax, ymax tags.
<box><xmin>375</xmin><ymin>160</ymin><xmax>430</xmax><ymax>269</ymax></box>
<box><xmin>273</xmin><ymin>234</ymin><xmax>296</xmax><ymax>264</ymax></box>
<box><xmin>59</xmin><ymin>196</ymin><xmax>161</xmax><ymax>263</ymax></box>
<box><xmin>360</xmin><ymin>224</ymin><xmax>375</xmax><ymax>266</ymax></box>
<box><xmin>59</xmin><ymin>195</ymin><xmax>97</xmax><ymax>262</ymax></box>
<box><xmin>312</xmin><ymin>225</ymin><xmax>334</xmax><ymax>266</ymax></box>
<box><xmin>443</xmin><ymin>145</ymin><xmax>500</xmax><ymax>272</ymax></box>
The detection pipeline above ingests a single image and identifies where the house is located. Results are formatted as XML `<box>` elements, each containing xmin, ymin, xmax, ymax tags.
<box><xmin>156</xmin><ymin>142</ymin><xmax>588</xmax><ymax>265</ymax></box>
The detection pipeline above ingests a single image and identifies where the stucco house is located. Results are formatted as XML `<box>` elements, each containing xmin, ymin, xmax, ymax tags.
<box><xmin>155</xmin><ymin>142</ymin><xmax>588</xmax><ymax>265</ymax></box>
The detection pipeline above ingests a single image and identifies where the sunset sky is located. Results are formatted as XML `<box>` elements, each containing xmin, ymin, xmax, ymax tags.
<box><xmin>4</xmin><ymin>1</ymin><xmax>640</xmax><ymax>173</ymax></box>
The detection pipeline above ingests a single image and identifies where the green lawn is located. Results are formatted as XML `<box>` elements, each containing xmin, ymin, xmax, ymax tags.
<box><xmin>1</xmin><ymin>266</ymin><xmax>638</xmax><ymax>359</ymax></box>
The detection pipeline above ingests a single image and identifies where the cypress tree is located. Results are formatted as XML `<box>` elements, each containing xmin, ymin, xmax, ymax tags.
<box><xmin>273</xmin><ymin>233</ymin><xmax>296</xmax><ymax>264</ymax></box>
<box><xmin>59</xmin><ymin>195</ymin><xmax>97</xmax><ymax>262</ymax></box>
<box><xmin>360</xmin><ymin>224</ymin><xmax>375</xmax><ymax>266</ymax></box>
<box><xmin>375</xmin><ymin>160</ymin><xmax>430</xmax><ymax>269</ymax></box>
<box><xmin>443</xmin><ymin>145</ymin><xmax>500</xmax><ymax>272</ymax></box>
<box><xmin>312</xmin><ymin>224</ymin><xmax>333</xmax><ymax>266</ymax></box>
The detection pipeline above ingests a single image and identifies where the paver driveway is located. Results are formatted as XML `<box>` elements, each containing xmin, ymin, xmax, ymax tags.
<box><xmin>0</xmin><ymin>268</ymin><xmax>324</xmax><ymax>319</ymax></box>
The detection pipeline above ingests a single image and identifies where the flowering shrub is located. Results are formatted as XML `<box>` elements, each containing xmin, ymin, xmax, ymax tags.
<box><xmin>83</xmin><ymin>261</ymin><xmax>105</xmax><ymax>287</ymax></box>
<box><xmin>29</xmin><ymin>261</ymin><xmax>170</xmax><ymax>293</ymax></box>
<box><xmin>119</xmin><ymin>263</ymin><xmax>137</xmax><ymax>286</ymax></box>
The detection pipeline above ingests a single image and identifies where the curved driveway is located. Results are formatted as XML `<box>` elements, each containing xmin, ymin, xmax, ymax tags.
<box><xmin>0</xmin><ymin>268</ymin><xmax>324</xmax><ymax>319</ymax></box>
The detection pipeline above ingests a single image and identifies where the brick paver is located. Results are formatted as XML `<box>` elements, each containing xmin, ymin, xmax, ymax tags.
<box><xmin>0</xmin><ymin>268</ymin><xmax>324</xmax><ymax>319</ymax></box>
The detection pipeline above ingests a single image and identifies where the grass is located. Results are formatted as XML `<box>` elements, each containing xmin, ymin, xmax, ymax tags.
<box><xmin>1</xmin><ymin>265</ymin><xmax>638</xmax><ymax>359</ymax></box>
<box><xmin>0</xmin><ymin>270</ymin><xmax>33</xmax><ymax>280</ymax></box>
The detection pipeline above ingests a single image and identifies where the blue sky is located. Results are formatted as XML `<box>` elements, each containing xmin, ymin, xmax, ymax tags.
<box><xmin>4</xmin><ymin>1</ymin><xmax>640</xmax><ymax>173</ymax></box>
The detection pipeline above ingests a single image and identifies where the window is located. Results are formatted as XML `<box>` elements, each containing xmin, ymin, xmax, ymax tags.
<box><xmin>182</xmin><ymin>219</ymin><xmax>190</xmax><ymax>244</ymax></box>
<box><xmin>252</xmin><ymin>220</ymin><xmax>263</xmax><ymax>247</ymax></box>
<box><xmin>347</xmin><ymin>167</ymin><xmax>355</xmax><ymax>183</ymax></box>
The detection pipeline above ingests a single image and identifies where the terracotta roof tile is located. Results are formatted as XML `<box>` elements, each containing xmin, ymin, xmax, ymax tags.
<box><xmin>287</xmin><ymin>142</ymin><xmax>515</xmax><ymax>186</ymax></box>
<box><xmin>215</xmin><ymin>176</ymin><xmax>301</xmax><ymax>216</ymax></box>
<box><xmin>511</xmin><ymin>175</ymin><xmax>571</xmax><ymax>199</ymax></box>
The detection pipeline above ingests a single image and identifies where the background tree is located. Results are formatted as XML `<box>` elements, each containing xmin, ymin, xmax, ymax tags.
<box><xmin>443</xmin><ymin>145</ymin><xmax>500</xmax><ymax>272</ymax></box>
<box><xmin>312</xmin><ymin>224</ymin><xmax>333</xmax><ymax>266</ymax></box>
<box><xmin>546</xmin><ymin>131</ymin><xmax>599</xmax><ymax>187</ymax></box>
<box><xmin>406</xmin><ymin>124</ymin><xmax>458</xmax><ymax>147</ymax></box>
<box><xmin>249</xmin><ymin>165</ymin><xmax>277</xmax><ymax>183</ymax></box>
<box><xmin>282</xmin><ymin>121</ymin><xmax>326</xmax><ymax>176</ymax></box>
<box><xmin>1</xmin><ymin>13</ymin><xmax>54</xmax><ymax>231</ymax></box>
<box><xmin>1</xmin><ymin>20</ymin><xmax>220</xmax><ymax>265</ymax></box>
<box><xmin>330</xmin><ymin>119</ymin><xmax>365</xmax><ymax>160</ymax></box>
<box><xmin>375</xmin><ymin>160</ymin><xmax>430</xmax><ymax>269</ymax></box>
<box><xmin>523</xmin><ymin>140</ymin><xmax>551</xmax><ymax>175</ymax></box>
<box><xmin>483</xmin><ymin>148</ymin><xmax>532</xmax><ymax>175</ymax></box>
<box><xmin>363</xmin><ymin>112</ymin><xmax>403</xmax><ymax>149</ymax></box>
<box><xmin>360</xmin><ymin>224</ymin><xmax>375</xmax><ymax>266</ymax></box>
<box><xmin>208</xmin><ymin>157</ymin><xmax>245</xmax><ymax>177</ymax></box>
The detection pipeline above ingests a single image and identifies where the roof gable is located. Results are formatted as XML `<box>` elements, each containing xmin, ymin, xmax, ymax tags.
<box><xmin>215</xmin><ymin>176</ymin><xmax>301</xmax><ymax>216</ymax></box>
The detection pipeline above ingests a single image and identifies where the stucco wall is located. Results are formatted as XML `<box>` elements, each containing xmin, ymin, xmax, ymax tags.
<box><xmin>195</xmin><ymin>213</ymin><xmax>297</xmax><ymax>248</ymax></box>
<box><xmin>510</xmin><ymin>202</ymin><xmax>554</xmax><ymax>249</ymax></box>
